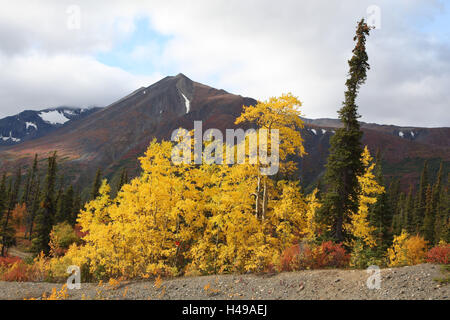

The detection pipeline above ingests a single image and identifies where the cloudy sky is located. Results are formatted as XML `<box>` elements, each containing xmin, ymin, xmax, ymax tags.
<box><xmin>0</xmin><ymin>0</ymin><xmax>449</xmax><ymax>127</ymax></box>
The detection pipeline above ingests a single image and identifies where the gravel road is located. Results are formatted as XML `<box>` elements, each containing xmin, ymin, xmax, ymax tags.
<box><xmin>0</xmin><ymin>264</ymin><xmax>448</xmax><ymax>300</ymax></box>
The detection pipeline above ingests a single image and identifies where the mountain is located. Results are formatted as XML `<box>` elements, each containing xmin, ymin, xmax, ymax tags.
<box><xmin>0</xmin><ymin>107</ymin><xmax>101</xmax><ymax>146</ymax></box>
<box><xmin>298</xmin><ymin>122</ymin><xmax>449</xmax><ymax>192</ymax></box>
<box><xmin>0</xmin><ymin>74</ymin><xmax>256</xmax><ymax>192</ymax></box>
<box><xmin>302</xmin><ymin>118</ymin><xmax>450</xmax><ymax>148</ymax></box>
<box><xmin>0</xmin><ymin>74</ymin><xmax>448</xmax><ymax>195</ymax></box>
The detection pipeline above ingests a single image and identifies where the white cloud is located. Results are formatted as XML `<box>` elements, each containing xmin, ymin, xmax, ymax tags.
<box><xmin>0</xmin><ymin>0</ymin><xmax>448</xmax><ymax>127</ymax></box>
<box><xmin>0</xmin><ymin>52</ymin><xmax>161</xmax><ymax>113</ymax></box>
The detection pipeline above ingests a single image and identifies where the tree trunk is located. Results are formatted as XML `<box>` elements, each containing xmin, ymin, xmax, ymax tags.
<box><xmin>262</xmin><ymin>179</ymin><xmax>267</xmax><ymax>220</ymax></box>
<box><xmin>255</xmin><ymin>175</ymin><xmax>261</xmax><ymax>218</ymax></box>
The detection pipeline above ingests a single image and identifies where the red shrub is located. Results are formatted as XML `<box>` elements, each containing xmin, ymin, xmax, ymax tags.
<box><xmin>0</xmin><ymin>256</ymin><xmax>22</xmax><ymax>267</ymax></box>
<box><xmin>0</xmin><ymin>256</ymin><xmax>35</xmax><ymax>282</ymax></box>
<box><xmin>0</xmin><ymin>261</ymin><xmax>31</xmax><ymax>282</ymax></box>
<box><xmin>280</xmin><ymin>244</ymin><xmax>301</xmax><ymax>272</ymax></box>
<box><xmin>279</xmin><ymin>241</ymin><xmax>350</xmax><ymax>271</ymax></box>
<box><xmin>314</xmin><ymin>241</ymin><xmax>350</xmax><ymax>269</ymax></box>
<box><xmin>426</xmin><ymin>244</ymin><xmax>450</xmax><ymax>264</ymax></box>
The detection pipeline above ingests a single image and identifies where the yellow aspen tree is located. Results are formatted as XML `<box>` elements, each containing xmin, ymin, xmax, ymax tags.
<box><xmin>304</xmin><ymin>188</ymin><xmax>322</xmax><ymax>241</ymax></box>
<box><xmin>235</xmin><ymin>93</ymin><xmax>306</xmax><ymax>220</ymax></box>
<box><xmin>271</xmin><ymin>180</ymin><xmax>308</xmax><ymax>249</ymax></box>
<box><xmin>346</xmin><ymin>146</ymin><xmax>384</xmax><ymax>247</ymax></box>
<box><xmin>55</xmin><ymin>94</ymin><xmax>313</xmax><ymax>278</ymax></box>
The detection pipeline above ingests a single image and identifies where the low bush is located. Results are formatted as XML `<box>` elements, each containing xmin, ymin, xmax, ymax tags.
<box><xmin>426</xmin><ymin>243</ymin><xmax>450</xmax><ymax>265</ymax></box>
<box><xmin>279</xmin><ymin>241</ymin><xmax>350</xmax><ymax>271</ymax></box>
<box><xmin>388</xmin><ymin>230</ymin><xmax>428</xmax><ymax>267</ymax></box>
<box><xmin>350</xmin><ymin>240</ymin><xmax>387</xmax><ymax>269</ymax></box>
<box><xmin>49</xmin><ymin>222</ymin><xmax>81</xmax><ymax>257</ymax></box>
<box><xmin>0</xmin><ymin>252</ymin><xmax>53</xmax><ymax>282</ymax></box>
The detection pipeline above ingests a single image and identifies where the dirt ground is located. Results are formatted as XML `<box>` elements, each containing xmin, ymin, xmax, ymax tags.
<box><xmin>0</xmin><ymin>263</ymin><xmax>448</xmax><ymax>300</ymax></box>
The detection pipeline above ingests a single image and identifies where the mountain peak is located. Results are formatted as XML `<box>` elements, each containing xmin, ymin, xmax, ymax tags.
<box><xmin>174</xmin><ymin>73</ymin><xmax>189</xmax><ymax>79</ymax></box>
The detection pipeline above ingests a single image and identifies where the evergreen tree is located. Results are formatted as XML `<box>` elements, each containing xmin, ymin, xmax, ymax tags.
<box><xmin>317</xmin><ymin>19</ymin><xmax>372</xmax><ymax>242</ymax></box>
<box><xmin>414</xmin><ymin>160</ymin><xmax>429</xmax><ymax>231</ymax></box>
<box><xmin>369</xmin><ymin>151</ymin><xmax>393</xmax><ymax>249</ymax></box>
<box><xmin>388</xmin><ymin>179</ymin><xmax>400</xmax><ymax>215</ymax></box>
<box><xmin>71</xmin><ymin>189</ymin><xmax>82</xmax><ymax>226</ymax></box>
<box><xmin>24</xmin><ymin>154</ymin><xmax>39</xmax><ymax>239</ymax></box>
<box><xmin>32</xmin><ymin>152</ymin><xmax>57</xmax><ymax>255</ymax></box>
<box><xmin>432</xmin><ymin>162</ymin><xmax>443</xmax><ymax>242</ymax></box>
<box><xmin>422</xmin><ymin>184</ymin><xmax>435</xmax><ymax>243</ymax></box>
<box><xmin>21</xmin><ymin>168</ymin><xmax>32</xmax><ymax>205</ymax></box>
<box><xmin>440</xmin><ymin>175</ymin><xmax>450</xmax><ymax>243</ymax></box>
<box><xmin>56</xmin><ymin>185</ymin><xmax>74</xmax><ymax>224</ymax></box>
<box><xmin>0</xmin><ymin>173</ymin><xmax>6</xmax><ymax>220</ymax></box>
<box><xmin>117</xmin><ymin>168</ymin><xmax>128</xmax><ymax>193</ymax></box>
<box><xmin>392</xmin><ymin>192</ymin><xmax>406</xmax><ymax>236</ymax></box>
<box><xmin>54</xmin><ymin>174</ymin><xmax>65</xmax><ymax>219</ymax></box>
<box><xmin>404</xmin><ymin>185</ymin><xmax>415</xmax><ymax>234</ymax></box>
<box><xmin>28</xmin><ymin>177</ymin><xmax>41</xmax><ymax>241</ymax></box>
<box><xmin>1</xmin><ymin>168</ymin><xmax>21</xmax><ymax>256</ymax></box>
<box><xmin>90</xmin><ymin>169</ymin><xmax>102</xmax><ymax>200</ymax></box>
<box><xmin>55</xmin><ymin>188</ymin><xmax>65</xmax><ymax>223</ymax></box>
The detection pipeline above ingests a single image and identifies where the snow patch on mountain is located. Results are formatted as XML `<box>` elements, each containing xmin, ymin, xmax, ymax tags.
<box><xmin>311</xmin><ymin>129</ymin><xmax>317</xmax><ymax>135</ymax></box>
<box><xmin>1</xmin><ymin>131</ymin><xmax>21</xmax><ymax>142</ymax></box>
<box><xmin>39</xmin><ymin>110</ymin><xmax>70</xmax><ymax>125</ymax></box>
<box><xmin>399</xmin><ymin>131</ymin><xmax>404</xmax><ymax>138</ymax></box>
<box><xmin>26</xmin><ymin>122</ymin><xmax>38</xmax><ymax>130</ymax></box>
<box><xmin>181</xmin><ymin>92</ymin><xmax>190</xmax><ymax>113</ymax></box>
<box><xmin>63</xmin><ymin>110</ymin><xmax>76</xmax><ymax>116</ymax></box>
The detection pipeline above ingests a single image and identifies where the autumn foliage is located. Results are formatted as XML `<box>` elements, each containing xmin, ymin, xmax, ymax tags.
<box><xmin>0</xmin><ymin>253</ymin><xmax>51</xmax><ymax>282</ymax></box>
<box><xmin>280</xmin><ymin>242</ymin><xmax>350</xmax><ymax>272</ymax></box>
<box><xmin>50</xmin><ymin>95</ymin><xmax>328</xmax><ymax>279</ymax></box>
<box><xmin>425</xmin><ymin>243</ymin><xmax>450</xmax><ymax>265</ymax></box>
<box><xmin>388</xmin><ymin>231</ymin><xmax>428</xmax><ymax>267</ymax></box>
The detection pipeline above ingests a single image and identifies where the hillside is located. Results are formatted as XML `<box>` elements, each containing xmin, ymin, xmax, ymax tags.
<box><xmin>0</xmin><ymin>107</ymin><xmax>100</xmax><ymax>147</ymax></box>
<box><xmin>0</xmin><ymin>74</ymin><xmax>448</xmax><ymax>193</ymax></box>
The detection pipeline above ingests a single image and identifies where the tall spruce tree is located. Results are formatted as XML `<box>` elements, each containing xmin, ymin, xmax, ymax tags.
<box><xmin>317</xmin><ymin>19</ymin><xmax>372</xmax><ymax>243</ymax></box>
<box><xmin>32</xmin><ymin>152</ymin><xmax>57</xmax><ymax>255</ymax></box>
